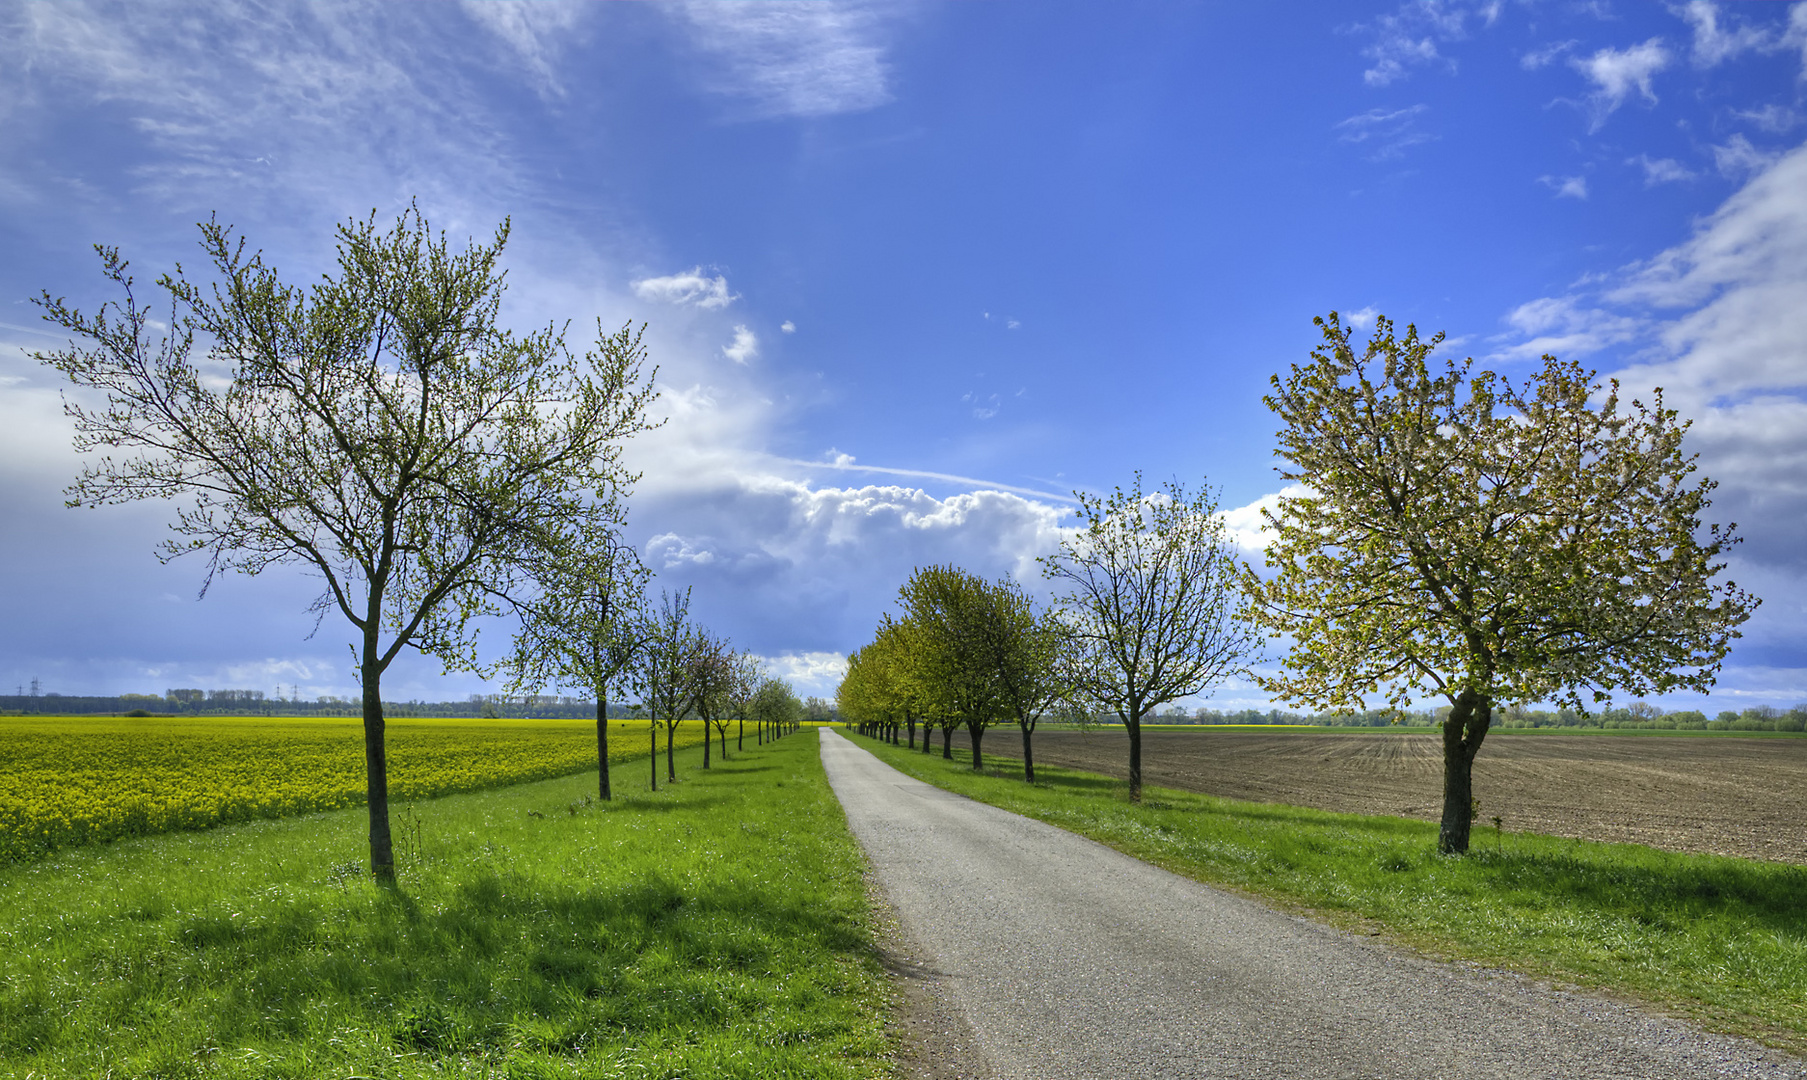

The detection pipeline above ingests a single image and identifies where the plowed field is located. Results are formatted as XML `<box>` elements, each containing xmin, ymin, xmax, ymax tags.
<box><xmin>954</xmin><ymin>728</ymin><xmax>1807</xmax><ymax>864</ymax></box>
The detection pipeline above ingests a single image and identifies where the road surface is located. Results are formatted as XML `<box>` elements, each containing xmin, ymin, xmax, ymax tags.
<box><xmin>818</xmin><ymin>728</ymin><xmax>1804</xmax><ymax>1080</ymax></box>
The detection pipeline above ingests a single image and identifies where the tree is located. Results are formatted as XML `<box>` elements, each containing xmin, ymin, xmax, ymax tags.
<box><xmin>1041</xmin><ymin>474</ymin><xmax>1264</xmax><ymax>801</ymax></box>
<box><xmin>1248</xmin><ymin>313</ymin><xmax>1757</xmax><ymax>853</ymax></box>
<box><xmin>508</xmin><ymin>527</ymin><xmax>651</xmax><ymax>802</ymax></box>
<box><xmin>898</xmin><ymin>565</ymin><xmax>1009</xmax><ymax>771</ymax></box>
<box><xmin>634</xmin><ymin>589</ymin><xmax>701</xmax><ymax>785</ymax></box>
<box><xmin>978</xmin><ymin>579</ymin><xmax>1067</xmax><ymax>783</ymax></box>
<box><xmin>690</xmin><ymin>629</ymin><xmax>735</xmax><ymax>767</ymax></box>
<box><xmin>35</xmin><ymin>207</ymin><xmax>658</xmax><ymax>880</ymax></box>
<box><xmin>750</xmin><ymin>677</ymin><xmax>802</xmax><ymax>744</ymax></box>
<box><xmin>726</xmin><ymin>651</ymin><xmax>761</xmax><ymax>753</ymax></box>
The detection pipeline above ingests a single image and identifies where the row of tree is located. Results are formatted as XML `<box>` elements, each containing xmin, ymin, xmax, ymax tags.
<box><xmin>34</xmin><ymin>206</ymin><xmax>798</xmax><ymax>881</ymax></box>
<box><xmin>840</xmin><ymin>313</ymin><xmax>1757</xmax><ymax>854</ymax></box>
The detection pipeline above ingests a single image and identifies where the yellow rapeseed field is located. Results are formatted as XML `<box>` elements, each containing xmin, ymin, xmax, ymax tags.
<box><xmin>0</xmin><ymin>714</ymin><xmax>709</xmax><ymax>862</ymax></box>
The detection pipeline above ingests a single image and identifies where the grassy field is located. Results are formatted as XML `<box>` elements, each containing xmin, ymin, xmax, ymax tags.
<box><xmin>0</xmin><ymin>730</ymin><xmax>890</xmax><ymax>1079</ymax></box>
<box><xmin>0</xmin><ymin>715</ymin><xmax>710</xmax><ymax>863</ymax></box>
<box><xmin>856</xmin><ymin>732</ymin><xmax>1807</xmax><ymax>1053</ymax></box>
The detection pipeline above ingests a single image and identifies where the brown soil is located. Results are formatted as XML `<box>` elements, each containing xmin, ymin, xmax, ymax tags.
<box><xmin>944</xmin><ymin>727</ymin><xmax>1807</xmax><ymax>865</ymax></box>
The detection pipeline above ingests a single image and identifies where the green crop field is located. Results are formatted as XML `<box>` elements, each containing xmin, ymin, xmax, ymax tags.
<box><xmin>0</xmin><ymin>715</ymin><xmax>710</xmax><ymax>863</ymax></box>
<box><xmin>0</xmin><ymin>730</ymin><xmax>887</xmax><ymax>1078</ymax></box>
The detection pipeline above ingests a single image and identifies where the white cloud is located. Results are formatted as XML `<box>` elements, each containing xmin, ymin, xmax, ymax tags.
<box><xmin>1628</xmin><ymin>153</ymin><xmax>1696</xmax><ymax>185</ymax></box>
<box><xmin>459</xmin><ymin>2</ymin><xmax>585</xmax><ymax>95</ymax></box>
<box><xmin>780</xmin><ymin>319</ymin><xmax>796</xmax><ymax>333</ymax></box>
<box><xmin>1538</xmin><ymin>174</ymin><xmax>1589</xmax><ymax>199</ymax></box>
<box><xmin>1006</xmin><ymin>319</ymin><xmax>1020</xmax><ymax>330</ymax></box>
<box><xmin>1735</xmin><ymin>104</ymin><xmax>1801</xmax><ymax>133</ymax></box>
<box><xmin>671</xmin><ymin>1</ymin><xmax>894</xmax><ymax>119</ymax></box>
<box><xmin>1712</xmin><ymin>133</ymin><xmax>1780</xmax><ymax>179</ymax></box>
<box><xmin>1220</xmin><ymin>485</ymin><xmax>1311</xmax><ymax>557</ymax></box>
<box><xmin>722</xmin><ymin>324</ymin><xmax>759</xmax><ymax>364</ymax></box>
<box><xmin>1495</xmin><ymin>295</ymin><xmax>1642</xmax><ymax>359</ymax></box>
<box><xmin>1356</xmin><ymin>0</ymin><xmax>1472</xmax><ymax>86</ymax></box>
<box><xmin>1335</xmin><ymin>105</ymin><xmax>1436</xmax><ymax>160</ymax></box>
<box><xmin>631</xmin><ymin>267</ymin><xmax>739</xmax><ymax>310</ymax></box>
<box><xmin>963</xmin><ymin>391</ymin><xmax>1001</xmax><ymax>420</ymax></box>
<box><xmin>757</xmin><ymin>651</ymin><xmax>849</xmax><ymax>697</ymax></box>
<box><xmin>1569</xmin><ymin>38</ymin><xmax>1670</xmax><ymax>129</ymax></box>
<box><xmin>1489</xmin><ymin>141</ymin><xmax>1807</xmax><ymax>594</ymax></box>
<box><xmin>1679</xmin><ymin>0</ymin><xmax>1772</xmax><ymax>68</ymax></box>
<box><xmin>1346</xmin><ymin>305</ymin><xmax>1381</xmax><ymax>329</ymax></box>
<box><xmin>1520</xmin><ymin>39</ymin><xmax>1578</xmax><ymax>70</ymax></box>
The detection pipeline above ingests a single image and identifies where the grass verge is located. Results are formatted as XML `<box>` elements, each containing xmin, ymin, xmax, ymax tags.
<box><xmin>857</xmin><ymin>731</ymin><xmax>1807</xmax><ymax>1053</ymax></box>
<box><xmin>0</xmin><ymin>732</ymin><xmax>890</xmax><ymax>1079</ymax></box>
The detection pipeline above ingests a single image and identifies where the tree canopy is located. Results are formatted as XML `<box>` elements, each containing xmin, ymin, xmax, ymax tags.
<box><xmin>1247</xmin><ymin>312</ymin><xmax>1757</xmax><ymax>852</ymax></box>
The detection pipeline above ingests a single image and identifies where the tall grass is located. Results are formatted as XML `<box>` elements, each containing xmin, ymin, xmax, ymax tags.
<box><xmin>858</xmin><ymin>734</ymin><xmax>1807</xmax><ymax>1053</ymax></box>
<box><xmin>0</xmin><ymin>735</ymin><xmax>890</xmax><ymax>1079</ymax></box>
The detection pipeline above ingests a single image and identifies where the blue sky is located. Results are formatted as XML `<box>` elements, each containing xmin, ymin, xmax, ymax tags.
<box><xmin>2</xmin><ymin>0</ymin><xmax>1805</xmax><ymax>710</ymax></box>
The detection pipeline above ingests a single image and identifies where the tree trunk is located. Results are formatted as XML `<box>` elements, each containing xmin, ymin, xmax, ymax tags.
<box><xmin>361</xmin><ymin>656</ymin><xmax>394</xmax><ymax>883</ymax></box>
<box><xmin>596</xmin><ymin>693</ymin><xmax>611</xmax><ymax>801</ymax></box>
<box><xmin>969</xmin><ymin>721</ymin><xmax>985</xmax><ymax>771</ymax></box>
<box><xmin>1438</xmin><ymin>689</ymin><xmax>1492</xmax><ymax>854</ymax></box>
<box><xmin>1020</xmin><ymin>721</ymin><xmax>1036</xmax><ymax>783</ymax></box>
<box><xmin>907</xmin><ymin>716</ymin><xmax>916</xmax><ymax>750</ymax></box>
<box><xmin>703</xmin><ymin>718</ymin><xmax>711</xmax><ymax>769</ymax></box>
<box><xmin>942</xmin><ymin>725</ymin><xmax>954</xmax><ymax>759</ymax></box>
<box><xmin>650</xmin><ymin>720</ymin><xmax>657</xmax><ymax>791</ymax></box>
<box><xmin>667</xmin><ymin>723</ymin><xmax>677</xmax><ymax>781</ymax></box>
<box><xmin>738</xmin><ymin>716</ymin><xmax>744</xmax><ymax>752</ymax></box>
<box><xmin>1126</xmin><ymin>713</ymin><xmax>1143</xmax><ymax>803</ymax></box>
<box><xmin>719</xmin><ymin>723</ymin><xmax>728</xmax><ymax>760</ymax></box>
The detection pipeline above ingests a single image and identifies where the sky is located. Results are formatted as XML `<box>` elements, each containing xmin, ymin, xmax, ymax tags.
<box><xmin>2</xmin><ymin>0</ymin><xmax>1805</xmax><ymax>711</ymax></box>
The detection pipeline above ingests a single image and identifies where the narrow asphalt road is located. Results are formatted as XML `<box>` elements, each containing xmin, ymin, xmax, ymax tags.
<box><xmin>818</xmin><ymin>728</ymin><xmax>1806</xmax><ymax>1080</ymax></box>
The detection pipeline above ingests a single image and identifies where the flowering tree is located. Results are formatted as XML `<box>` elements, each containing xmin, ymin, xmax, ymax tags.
<box><xmin>1249</xmin><ymin>313</ymin><xmax>1757</xmax><ymax>852</ymax></box>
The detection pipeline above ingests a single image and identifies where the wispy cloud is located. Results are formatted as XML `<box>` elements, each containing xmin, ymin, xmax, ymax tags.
<box><xmin>780</xmin><ymin>320</ymin><xmax>797</xmax><ymax>333</ymax></box>
<box><xmin>1355</xmin><ymin>0</ymin><xmax>1471</xmax><ymax>86</ymax></box>
<box><xmin>1520</xmin><ymin>39</ymin><xmax>1578</xmax><ymax>70</ymax></box>
<box><xmin>1335</xmin><ymin>104</ymin><xmax>1436</xmax><ymax>160</ymax></box>
<box><xmin>1679</xmin><ymin>0</ymin><xmax>1772</xmax><ymax>68</ymax></box>
<box><xmin>722</xmin><ymin>324</ymin><xmax>759</xmax><ymax>364</ymax></box>
<box><xmin>1569</xmin><ymin>38</ymin><xmax>1670</xmax><ymax>130</ymax></box>
<box><xmin>671</xmin><ymin>1</ymin><xmax>895</xmax><ymax>119</ymax></box>
<box><xmin>632</xmin><ymin>268</ymin><xmax>739</xmax><ymax>309</ymax></box>
<box><xmin>460</xmin><ymin>2</ymin><xmax>586</xmax><ymax>96</ymax></box>
<box><xmin>1495</xmin><ymin>295</ymin><xmax>1642</xmax><ymax>359</ymax></box>
<box><xmin>1712</xmin><ymin>134</ymin><xmax>1780</xmax><ymax>179</ymax></box>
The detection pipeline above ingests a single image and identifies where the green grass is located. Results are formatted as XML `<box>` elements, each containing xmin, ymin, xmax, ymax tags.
<box><xmin>859</xmin><ymin>732</ymin><xmax>1807</xmax><ymax>1052</ymax></box>
<box><xmin>0</xmin><ymin>732</ymin><xmax>890</xmax><ymax>1079</ymax></box>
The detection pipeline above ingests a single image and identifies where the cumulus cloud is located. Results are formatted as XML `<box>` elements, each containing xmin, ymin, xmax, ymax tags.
<box><xmin>670</xmin><ymin>0</ymin><xmax>895</xmax><ymax>119</ymax></box>
<box><xmin>632</xmin><ymin>268</ymin><xmax>739</xmax><ymax>309</ymax></box>
<box><xmin>781</xmin><ymin>319</ymin><xmax>796</xmax><ymax>333</ymax></box>
<box><xmin>1569</xmin><ymin>38</ymin><xmax>1670</xmax><ymax>129</ymax></box>
<box><xmin>722</xmin><ymin>324</ymin><xmax>759</xmax><ymax>364</ymax></box>
<box><xmin>1494</xmin><ymin>141</ymin><xmax>1807</xmax><ymax>588</ymax></box>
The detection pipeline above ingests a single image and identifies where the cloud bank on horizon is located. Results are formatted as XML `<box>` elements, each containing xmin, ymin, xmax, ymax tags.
<box><xmin>1</xmin><ymin>0</ymin><xmax>1804</xmax><ymax>711</ymax></box>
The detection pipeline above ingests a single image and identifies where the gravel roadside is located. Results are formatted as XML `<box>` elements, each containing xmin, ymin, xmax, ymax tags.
<box><xmin>819</xmin><ymin>728</ymin><xmax>1806</xmax><ymax>1080</ymax></box>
